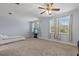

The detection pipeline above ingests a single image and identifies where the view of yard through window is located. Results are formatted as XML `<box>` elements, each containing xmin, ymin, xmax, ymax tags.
<box><xmin>50</xmin><ymin>16</ymin><xmax>70</xmax><ymax>34</ymax></box>
<box><xmin>50</xmin><ymin>19</ymin><xmax>54</xmax><ymax>32</ymax></box>
<box><xmin>32</xmin><ymin>22</ymin><xmax>40</xmax><ymax>34</ymax></box>
<box><xmin>59</xmin><ymin>16</ymin><xmax>69</xmax><ymax>33</ymax></box>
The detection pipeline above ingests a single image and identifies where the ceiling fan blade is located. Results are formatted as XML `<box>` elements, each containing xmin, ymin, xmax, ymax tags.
<box><xmin>40</xmin><ymin>11</ymin><xmax>46</xmax><ymax>14</ymax></box>
<box><xmin>52</xmin><ymin>8</ymin><xmax>60</xmax><ymax>11</ymax></box>
<box><xmin>38</xmin><ymin>7</ymin><xmax>45</xmax><ymax>9</ymax></box>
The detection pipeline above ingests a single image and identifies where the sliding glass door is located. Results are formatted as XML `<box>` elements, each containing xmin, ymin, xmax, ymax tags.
<box><xmin>50</xmin><ymin>18</ymin><xmax>60</xmax><ymax>39</ymax></box>
<box><xmin>50</xmin><ymin>19</ymin><xmax>54</xmax><ymax>33</ymax></box>
<box><xmin>59</xmin><ymin>16</ymin><xmax>70</xmax><ymax>41</ymax></box>
<box><xmin>59</xmin><ymin>16</ymin><xmax>69</xmax><ymax>34</ymax></box>
<box><xmin>49</xmin><ymin>19</ymin><xmax>55</xmax><ymax>39</ymax></box>
<box><xmin>50</xmin><ymin>15</ymin><xmax>71</xmax><ymax>42</ymax></box>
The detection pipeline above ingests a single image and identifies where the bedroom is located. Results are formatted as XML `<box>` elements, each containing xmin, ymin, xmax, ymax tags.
<box><xmin>0</xmin><ymin>3</ymin><xmax>79</xmax><ymax>56</ymax></box>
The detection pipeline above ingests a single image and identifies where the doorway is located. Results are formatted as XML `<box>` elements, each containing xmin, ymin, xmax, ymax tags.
<box><xmin>50</xmin><ymin>15</ymin><xmax>72</xmax><ymax>42</ymax></box>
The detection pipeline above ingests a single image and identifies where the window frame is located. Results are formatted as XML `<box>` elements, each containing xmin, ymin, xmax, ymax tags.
<box><xmin>49</xmin><ymin>19</ymin><xmax>55</xmax><ymax>33</ymax></box>
<box><xmin>49</xmin><ymin>15</ymin><xmax>70</xmax><ymax>35</ymax></box>
<box><xmin>32</xmin><ymin>21</ymin><xmax>40</xmax><ymax>34</ymax></box>
<box><xmin>59</xmin><ymin>15</ymin><xmax>70</xmax><ymax>35</ymax></box>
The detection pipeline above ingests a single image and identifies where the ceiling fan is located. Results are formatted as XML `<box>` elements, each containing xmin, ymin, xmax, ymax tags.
<box><xmin>38</xmin><ymin>3</ymin><xmax>60</xmax><ymax>15</ymax></box>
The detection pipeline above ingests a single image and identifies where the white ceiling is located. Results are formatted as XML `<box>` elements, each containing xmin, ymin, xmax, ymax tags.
<box><xmin>0</xmin><ymin>3</ymin><xmax>79</xmax><ymax>21</ymax></box>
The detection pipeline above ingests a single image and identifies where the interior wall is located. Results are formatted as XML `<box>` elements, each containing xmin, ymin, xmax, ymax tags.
<box><xmin>29</xmin><ymin>22</ymin><xmax>32</xmax><ymax>37</ymax></box>
<box><xmin>72</xmin><ymin>9</ymin><xmax>79</xmax><ymax>45</ymax></box>
<box><xmin>38</xmin><ymin>17</ymin><xmax>51</xmax><ymax>39</ymax></box>
<box><xmin>0</xmin><ymin>16</ymin><xmax>30</xmax><ymax>38</ymax></box>
<box><xmin>39</xmin><ymin>18</ymin><xmax>50</xmax><ymax>39</ymax></box>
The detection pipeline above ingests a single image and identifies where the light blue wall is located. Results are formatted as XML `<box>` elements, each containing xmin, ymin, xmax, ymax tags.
<box><xmin>0</xmin><ymin>16</ymin><xmax>30</xmax><ymax>37</ymax></box>
<box><xmin>72</xmin><ymin>9</ymin><xmax>79</xmax><ymax>44</ymax></box>
<box><xmin>39</xmin><ymin>17</ymin><xmax>51</xmax><ymax>39</ymax></box>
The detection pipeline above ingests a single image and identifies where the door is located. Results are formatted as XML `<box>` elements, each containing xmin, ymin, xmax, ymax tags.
<box><xmin>50</xmin><ymin>16</ymin><xmax>71</xmax><ymax>42</ymax></box>
<box><xmin>50</xmin><ymin>18</ymin><xmax>60</xmax><ymax>40</ymax></box>
<box><xmin>59</xmin><ymin>16</ymin><xmax>70</xmax><ymax>42</ymax></box>
<box><xmin>49</xmin><ymin>19</ymin><xmax>55</xmax><ymax>39</ymax></box>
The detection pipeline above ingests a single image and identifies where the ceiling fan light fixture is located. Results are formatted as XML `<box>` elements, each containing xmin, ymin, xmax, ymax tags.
<box><xmin>46</xmin><ymin>10</ymin><xmax>52</xmax><ymax>15</ymax></box>
<box><xmin>38</xmin><ymin>3</ymin><xmax>60</xmax><ymax>15</ymax></box>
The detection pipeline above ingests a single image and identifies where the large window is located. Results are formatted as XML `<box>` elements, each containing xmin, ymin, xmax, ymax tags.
<box><xmin>50</xmin><ymin>16</ymin><xmax>70</xmax><ymax>34</ymax></box>
<box><xmin>50</xmin><ymin>19</ymin><xmax>54</xmax><ymax>33</ymax></box>
<box><xmin>59</xmin><ymin>16</ymin><xmax>70</xmax><ymax>34</ymax></box>
<box><xmin>32</xmin><ymin>22</ymin><xmax>35</xmax><ymax>33</ymax></box>
<box><xmin>32</xmin><ymin>22</ymin><xmax>40</xmax><ymax>34</ymax></box>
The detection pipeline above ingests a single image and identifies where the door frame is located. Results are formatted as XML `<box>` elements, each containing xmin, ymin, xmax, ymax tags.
<box><xmin>49</xmin><ymin>15</ymin><xmax>73</xmax><ymax>42</ymax></box>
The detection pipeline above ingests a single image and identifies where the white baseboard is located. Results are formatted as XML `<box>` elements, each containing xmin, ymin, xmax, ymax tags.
<box><xmin>39</xmin><ymin>37</ymin><xmax>77</xmax><ymax>47</ymax></box>
<box><xmin>0</xmin><ymin>37</ymin><xmax>26</xmax><ymax>45</ymax></box>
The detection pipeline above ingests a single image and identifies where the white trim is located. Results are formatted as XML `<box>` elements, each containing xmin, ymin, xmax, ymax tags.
<box><xmin>59</xmin><ymin>33</ymin><xmax>69</xmax><ymax>35</ymax></box>
<box><xmin>39</xmin><ymin>37</ymin><xmax>77</xmax><ymax>47</ymax></box>
<box><xmin>0</xmin><ymin>37</ymin><xmax>26</xmax><ymax>45</ymax></box>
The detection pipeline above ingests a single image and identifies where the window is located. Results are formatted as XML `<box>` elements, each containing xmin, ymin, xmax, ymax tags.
<box><xmin>32</xmin><ymin>22</ymin><xmax>40</xmax><ymax>34</ymax></box>
<box><xmin>32</xmin><ymin>22</ymin><xmax>35</xmax><ymax>33</ymax></box>
<box><xmin>50</xmin><ymin>19</ymin><xmax>54</xmax><ymax>33</ymax></box>
<box><xmin>50</xmin><ymin>16</ymin><xmax>70</xmax><ymax>34</ymax></box>
<box><xmin>59</xmin><ymin>16</ymin><xmax>70</xmax><ymax>34</ymax></box>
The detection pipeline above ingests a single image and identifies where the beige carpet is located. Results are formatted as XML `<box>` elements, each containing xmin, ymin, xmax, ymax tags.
<box><xmin>0</xmin><ymin>38</ymin><xmax>77</xmax><ymax>56</ymax></box>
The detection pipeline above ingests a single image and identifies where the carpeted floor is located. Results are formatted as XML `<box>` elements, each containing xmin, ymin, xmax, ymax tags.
<box><xmin>0</xmin><ymin>38</ymin><xmax>77</xmax><ymax>56</ymax></box>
